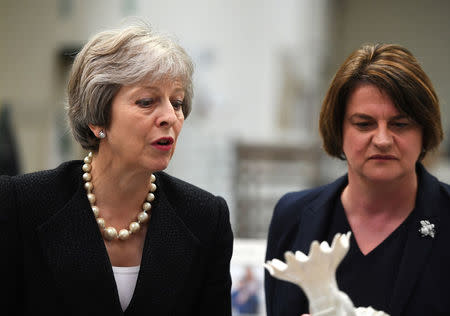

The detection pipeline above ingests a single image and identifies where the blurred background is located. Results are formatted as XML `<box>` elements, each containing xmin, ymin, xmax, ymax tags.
<box><xmin>1</xmin><ymin>0</ymin><xmax>449</xmax><ymax>314</ymax></box>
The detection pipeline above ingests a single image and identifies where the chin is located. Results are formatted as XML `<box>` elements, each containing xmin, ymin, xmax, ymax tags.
<box><xmin>139</xmin><ymin>158</ymin><xmax>170</xmax><ymax>173</ymax></box>
<box><xmin>363</xmin><ymin>168</ymin><xmax>407</xmax><ymax>183</ymax></box>
<box><xmin>366</xmin><ymin>175</ymin><xmax>399</xmax><ymax>183</ymax></box>
<box><xmin>147</xmin><ymin>163</ymin><xmax>169</xmax><ymax>173</ymax></box>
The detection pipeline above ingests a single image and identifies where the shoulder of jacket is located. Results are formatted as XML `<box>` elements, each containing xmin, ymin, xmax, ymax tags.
<box><xmin>274</xmin><ymin>182</ymin><xmax>333</xmax><ymax>219</ymax></box>
<box><xmin>438</xmin><ymin>179</ymin><xmax>450</xmax><ymax>200</ymax></box>
<box><xmin>10</xmin><ymin>160</ymin><xmax>81</xmax><ymax>203</ymax></box>
<box><xmin>270</xmin><ymin>175</ymin><xmax>347</xmax><ymax>232</ymax></box>
<box><xmin>12</xmin><ymin>160</ymin><xmax>81</xmax><ymax>184</ymax></box>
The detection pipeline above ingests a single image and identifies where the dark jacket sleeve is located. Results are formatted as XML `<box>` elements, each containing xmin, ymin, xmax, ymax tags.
<box><xmin>198</xmin><ymin>196</ymin><xmax>234</xmax><ymax>316</ymax></box>
<box><xmin>264</xmin><ymin>191</ymin><xmax>310</xmax><ymax>316</ymax></box>
<box><xmin>264</xmin><ymin>196</ymin><xmax>286</xmax><ymax>316</ymax></box>
<box><xmin>0</xmin><ymin>175</ymin><xmax>21</xmax><ymax>315</ymax></box>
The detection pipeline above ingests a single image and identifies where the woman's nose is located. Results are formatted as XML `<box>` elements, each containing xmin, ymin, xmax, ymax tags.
<box><xmin>156</xmin><ymin>100</ymin><xmax>177</xmax><ymax>127</ymax></box>
<box><xmin>372</xmin><ymin>126</ymin><xmax>393</xmax><ymax>148</ymax></box>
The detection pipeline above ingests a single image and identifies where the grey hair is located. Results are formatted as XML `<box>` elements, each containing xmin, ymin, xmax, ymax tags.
<box><xmin>67</xmin><ymin>24</ymin><xmax>194</xmax><ymax>151</ymax></box>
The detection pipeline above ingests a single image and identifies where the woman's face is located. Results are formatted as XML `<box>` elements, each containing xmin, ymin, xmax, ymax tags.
<box><xmin>101</xmin><ymin>79</ymin><xmax>185</xmax><ymax>173</ymax></box>
<box><xmin>342</xmin><ymin>83</ymin><xmax>423</xmax><ymax>184</ymax></box>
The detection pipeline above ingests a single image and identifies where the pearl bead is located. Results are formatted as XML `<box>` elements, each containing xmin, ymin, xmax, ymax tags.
<box><xmin>142</xmin><ymin>202</ymin><xmax>151</xmax><ymax>211</ymax></box>
<box><xmin>104</xmin><ymin>227</ymin><xmax>118</xmax><ymax>240</ymax></box>
<box><xmin>138</xmin><ymin>211</ymin><xmax>149</xmax><ymax>224</ymax></box>
<box><xmin>84</xmin><ymin>182</ymin><xmax>93</xmax><ymax>192</ymax></box>
<box><xmin>118</xmin><ymin>229</ymin><xmax>130</xmax><ymax>240</ymax></box>
<box><xmin>83</xmin><ymin>172</ymin><xmax>92</xmax><ymax>182</ymax></box>
<box><xmin>92</xmin><ymin>206</ymin><xmax>99</xmax><ymax>217</ymax></box>
<box><xmin>129</xmin><ymin>222</ymin><xmax>140</xmax><ymax>233</ymax></box>
<box><xmin>147</xmin><ymin>193</ymin><xmax>155</xmax><ymax>202</ymax></box>
<box><xmin>87</xmin><ymin>193</ymin><xmax>96</xmax><ymax>205</ymax></box>
<box><xmin>82</xmin><ymin>154</ymin><xmax>154</xmax><ymax>242</ymax></box>
<box><xmin>82</xmin><ymin>163</ymin><xmax>92</xmax><ymax>172</ymax></box>
<box><xmin>97</xmin><ymin>218</ymin><xmax>105</xmax><ymax>229</ymax></box>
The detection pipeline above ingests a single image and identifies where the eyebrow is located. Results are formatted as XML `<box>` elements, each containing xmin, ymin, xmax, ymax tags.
<box><xmin>139</xmin><ymin>85</ymin><xmax>185</xmax><ymax>93</ymax></box>
<box><xmin>128</xmin><ymin>86</ymin><xmax>185</xmax><ymax>99</ymax></box>
<box><xmin>348</xmin><ymin>113</ymin><xmax>409</xmax><ymax>120</ymax></box>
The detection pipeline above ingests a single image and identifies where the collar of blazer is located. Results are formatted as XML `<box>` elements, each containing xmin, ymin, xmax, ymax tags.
<box><xmin>36</xmin><ymin>163</ymin><xmax>200</xmax><ymax>314</ymax></box>
<box><xmin>288</xmin><ymin>162</ymin><xmax>442</xmax><ymax>316</ymax></box>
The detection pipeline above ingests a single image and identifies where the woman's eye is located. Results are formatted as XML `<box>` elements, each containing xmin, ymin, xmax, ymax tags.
<box><xmin>135</xmin><ymin>98</ymin><xmax>154</xmax><ymax>107</ymax></box>
<box><xmin>354</xmin><ymin>121</ymin><xmax>372</xmax><ymax>128</ymax></box>
<box><xmin>171</xmin><ymin>100</ymin><xmax>184</xmax><ymax>110</ymax></box>
<box><xmin>392</xmin><ymin>122</ymin><xmax>409</xmax><ymax>128</ymax></box>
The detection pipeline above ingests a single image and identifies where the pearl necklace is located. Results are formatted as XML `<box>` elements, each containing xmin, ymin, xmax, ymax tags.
<box><xmin>82</xmin><ymin>152</ymin><xmax>157</xmax><ymax>241</ymax></box>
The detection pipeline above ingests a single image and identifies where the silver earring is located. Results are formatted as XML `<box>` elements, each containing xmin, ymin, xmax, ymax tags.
<box><xmin>98</xmin><ymin>130</ymin><xmax>106</xmax><ymax>139</ymax></box>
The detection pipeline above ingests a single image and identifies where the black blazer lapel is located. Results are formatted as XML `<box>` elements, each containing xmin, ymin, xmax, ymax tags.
<box><xmin>277</xmin><ymin>176</ymin><xmax>348</xmax><ymax>313</ymax></box>
<box><xmin>390</xmin><ymin>165</ymin><xmax>439</xmax><ymax>316</ymax></box>
<box><xmin>126</xmin><ymin>180</ymin><xmax>200</xmax><ymax>315</ymax></box>
<box><xmin>293</xmin><ymin>176</ymin><xmax>348</xmax><ymax>254</ymax></box>
<box><xmin>36</xmin><ymin>178</ymin><xmax>123</xmax><ymax>315</ymax></box>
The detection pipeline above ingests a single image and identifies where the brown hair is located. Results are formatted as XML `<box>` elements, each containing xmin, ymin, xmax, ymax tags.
<box><xmin>319</xmin><ymin>43</ymin><xmax>442</xmax><ymax>160</ymax></box>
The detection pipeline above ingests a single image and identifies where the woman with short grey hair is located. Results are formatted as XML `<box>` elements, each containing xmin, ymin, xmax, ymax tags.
<box><xmin>1</xmin><ymin>24</ymin><xmax>233</xmax><ymax>315</ymax></box>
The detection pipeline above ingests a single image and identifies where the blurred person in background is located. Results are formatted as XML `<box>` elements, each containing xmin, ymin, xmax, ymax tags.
<box><xmin>232</xmin><ymin>266</ymin><xmax>260</xmax><ymax>315</ymax></box>
<box><xmin>1</xmin><ymin>24</ymin><xmax>233</xmax><ymax>315</ymax></box>
<box><xmin>0</xmin><ymin>103</ymin><xmax>20</xmax><ymax>175</ymax></box>
<box><xmin>265</xmin><ymin>43</ymin><xmax>450</xmax><ymax>316</ymax></box>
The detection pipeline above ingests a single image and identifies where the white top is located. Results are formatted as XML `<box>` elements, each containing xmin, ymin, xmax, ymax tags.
<box><xmin>112</xmin><ymin>265</ymin><xmax>140</xmax><ymax>311</ymax></box>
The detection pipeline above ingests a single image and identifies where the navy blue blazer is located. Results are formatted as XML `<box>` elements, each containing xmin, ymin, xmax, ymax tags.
<box><xmin>265</xmin><ymin>164</ymin><xmax>450</xmax><ymax>316</ymax></box>
<box><xmin>1</xmin><ymin>160</ymin><xmax>233</xmax><ymax>316</ymax></box>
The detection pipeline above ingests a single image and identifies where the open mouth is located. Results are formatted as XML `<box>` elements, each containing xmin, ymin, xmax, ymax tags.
<box><xmin>152</xmin><ymin>137</ymin><xmax>174</xmax><ymax>147</ymax></box>
<box><xmin>157</xmin><ymin>139</ymin><xmax>173</xmax><ymax>145</ymax></box>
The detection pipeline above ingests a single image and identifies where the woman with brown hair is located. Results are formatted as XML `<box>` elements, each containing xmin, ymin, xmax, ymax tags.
<box><xmin>265</xmin><ymin>43</ymin><xmax>449</xmax><ymax>316</ymax></box>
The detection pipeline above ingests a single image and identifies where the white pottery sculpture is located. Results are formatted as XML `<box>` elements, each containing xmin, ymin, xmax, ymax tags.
<box><xmin>264</xmin><ymin>232</ymin><xmax>390</xmax><ymax>316</ymax></box>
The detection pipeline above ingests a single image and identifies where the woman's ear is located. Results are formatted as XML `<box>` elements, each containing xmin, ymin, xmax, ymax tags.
<box><xmin>88</xmin><ymin>124</ymin><xmax>106</xmax><ymax>139</ymax></box>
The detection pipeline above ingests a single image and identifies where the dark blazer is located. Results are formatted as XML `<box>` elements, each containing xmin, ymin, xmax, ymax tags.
<box><xmin>265</xmin><ymin>164</ymin><xmax>450</xmax><ymax>316</ymax></box>
<box><xmin>1</xmin><ymin>160</ymin><xmax>233</xmax><ymax>316</ymax></box>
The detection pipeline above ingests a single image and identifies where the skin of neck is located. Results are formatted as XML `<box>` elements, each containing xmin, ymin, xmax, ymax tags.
<box><xmin>89</xmin><ymin>149</ymin><xmax>154</xmax><ymax>216</ymax></box>
<box><xmin>342</xmin><ymin>167</ymin><xmax>418</xmax><ymax>219</ymax></box>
